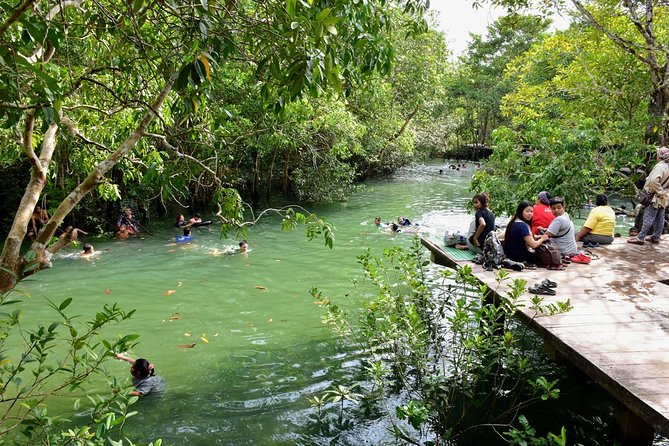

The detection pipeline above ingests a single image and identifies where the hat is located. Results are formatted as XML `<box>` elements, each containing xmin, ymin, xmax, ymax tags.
<box><xmin>538</xmin><ymin>191</ymin><xmax>551</xmax><ymax>205</ymax></box>
<box><xmin>657</xmin><ymin>146</ymin><xmax>669</xmax><ymax>161</ymax></box>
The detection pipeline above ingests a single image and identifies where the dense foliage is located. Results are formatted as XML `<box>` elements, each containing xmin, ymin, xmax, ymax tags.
<box><xmin>315</xmin><ymin>240</ymin><xmax>577</xmax><ymax>445</ymax></box>
<box><xmin>0</xmin><ymin>290</ymin><xmax>145</xmax><ymax>444</ymax></box>
<box><xmin>0</xmin><ymin>0</ymin><xmax>450</xmax><ymax>291</ymax></box>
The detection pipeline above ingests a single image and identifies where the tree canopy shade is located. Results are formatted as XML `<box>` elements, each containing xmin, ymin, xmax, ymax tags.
<box><xmin>0</xmin><ymin>0</ymin><xmax>430</xmax><ymax>292</ymax></box>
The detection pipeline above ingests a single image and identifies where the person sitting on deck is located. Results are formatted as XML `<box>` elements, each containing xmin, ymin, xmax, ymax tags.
<box><xmin>466</xmin><ymin>193</ymin><xmax>495</xmax><ymax>255</ymax></box>
<box><xmin>531</xmin><ymin>191</ymin><xmax>555</xmax><ymax>235</ymax></box>
<box><xmin>503</xmin><ymin>200</ymin><xmax>549</xmax><ymax>265</ymax></box>
<box><xmin>544</xmin><ymin>197</ymin><xmax>579</xmax><ymax>258</ymax></box>
<box><xmin>575</xmin><ymin>194</ymin><xmax>616</xmax><ymax>245</ymax></box>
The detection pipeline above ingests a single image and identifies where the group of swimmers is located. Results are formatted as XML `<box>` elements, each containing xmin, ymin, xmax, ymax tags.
<box><xmin>374</xmin><ymin>215</ymin><xmax>420</xmax><ymax>234</ymax></box>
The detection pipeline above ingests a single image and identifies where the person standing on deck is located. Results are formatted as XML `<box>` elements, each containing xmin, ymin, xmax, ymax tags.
<box><xmin>628</xmin><ymin>147</ymin><xmax>669</xmax><ymax>245</ymax></box>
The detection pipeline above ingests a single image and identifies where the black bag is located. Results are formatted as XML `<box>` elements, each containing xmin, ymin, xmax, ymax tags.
<box><xmin>636</xmin><ymin>189</ymin><xmax>654</xmax><ymax>207</ymax></box>
<box><xmin>535</xmin><ymin>240</ymin><xmax>561</xmax><ymax>267</ymax></box>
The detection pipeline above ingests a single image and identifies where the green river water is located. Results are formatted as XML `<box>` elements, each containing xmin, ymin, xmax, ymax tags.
<box><xmin>9</xmin><ymin>162</ymin><xmax>643</xmax><ymax>445</ymax></box>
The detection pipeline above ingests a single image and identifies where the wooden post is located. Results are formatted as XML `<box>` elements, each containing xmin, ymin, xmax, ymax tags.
<box><xmin>612</xmin><ymin>401</ymin><xmax>654</xmax><ymax>446</ymax></box>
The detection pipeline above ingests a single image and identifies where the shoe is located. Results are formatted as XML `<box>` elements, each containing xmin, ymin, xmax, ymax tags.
<box><xmin>585</xmin><ymin>241</ymin><xmax>599</xmax><ymax>248</ymax></box>
<box><xmin>522</xmin><ymin>262</ymin><xmax>538</xmax><ymax>270</ymax></box>
<box><xmin>627</xmin><ymin>238</ymin><xmax>645</xmax><ymax>245</ymax></box>
<box><xmin>582</xmin><ymin>241</ymin><xmax>592</xmax><ymax>248</ymax></box>
<box><xmin>501</xmin><ymin>259</ymin><xmax>524</xmax><ymax>271</ymax></box>
<box><xmin>645</xmin><ymin>237</ymin><xmax>660</xmax><ymax>244</ymax></box>
<box><xmin>541</xmin><ymin>278</ymin><xmax>558</xmax><ymax>288</ymax></box>
<box><xmin>570</xmin><ymin>252</ymin><xmax>591</xmax><ymax>264</ymax></box>
<box><xmin>547</xmin><ymin>264</ymin><xmax>566</xmax><ymax>271</ymax></box>
<box><xmin>528</xmin><ymin>284</ymin><xmax>556</xmax><ymax>296</ymax></box>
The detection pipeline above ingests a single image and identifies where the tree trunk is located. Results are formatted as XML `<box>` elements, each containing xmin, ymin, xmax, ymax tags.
<box><xmin>480</xmin><ymin>110</ymin><xmax>489</xmax><ymax>146</ymax></box>
<box><xmin>645</xmin><ymin>68</ymin><xmax>669</xmax><ymax>147</ymax></box>
<box><xmin>0</xmin><ymin>81</ymin><xmax>173</xmax><ymax>292</ymax></box>
<box><xmin>0</xmin><ymin>117</ymin><xmax>58</xmax><ymax>292</ymax></box>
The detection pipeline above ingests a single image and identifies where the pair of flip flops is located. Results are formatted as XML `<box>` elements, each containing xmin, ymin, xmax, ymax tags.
<box><xmin>528</xmin><ymin>278</ymin><xmax>558</xmax><ymax>296</ymax></box>
<box><xmin>582</xmin><ymin>241</ymin><xmax>600</xmax><ymax>248</ymax></box>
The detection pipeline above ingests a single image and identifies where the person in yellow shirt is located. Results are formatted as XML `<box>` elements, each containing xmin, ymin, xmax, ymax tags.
<box><xmin>575</xmin><ymin>194</ymin><xmax>616</xmax><ymax>246</ymax></box>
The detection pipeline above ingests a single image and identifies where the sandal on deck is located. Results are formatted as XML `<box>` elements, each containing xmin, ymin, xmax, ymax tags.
<box><xmin>501</xmin><ymin>259</ymin><xmax>524</xmax><ymax>271</ymax></box>
<box><xmin>528</xmin><ymin>284</ymin><xmax>556</xmax><ymax>296</ymax></box>
<box><xmin>541</xmin><ymin>278</ymin><xmax>558</xmax><ymax>288</ymax></box>
<box><xmin>547</xmin><ymin>264</ymin><xmax>566</xmax><ymax>271</ymax></box>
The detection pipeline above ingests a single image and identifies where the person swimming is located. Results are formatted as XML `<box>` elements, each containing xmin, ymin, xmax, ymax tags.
<box><xmin>114</xmin><ymin>353</ymin><xmax>166</xmax><ymax>396</ymax></box>
<box><xmin>80</xmin><ymin>243</ymin><xmax>95</xmax><ymax>257</ymax></box>
<box><xmin>374</xmin><ymin>217</ymin><xmax>388</xmax><ymax>229</ymax></box>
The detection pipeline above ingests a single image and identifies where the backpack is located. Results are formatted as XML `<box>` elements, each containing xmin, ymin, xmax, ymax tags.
<box><xmin>535</xmin><ymin>239</ymin><xmax>561</xmax><ymax>267</ymax></box>
<box><xmin>444</xmin><ymin>231</ymin><xmax>467</xmax><ymax>247</ymax></box>
<box><xmin>482</xmin><ymin>231</ymin><xmax>505</xmax><ymax>270</ymax></box>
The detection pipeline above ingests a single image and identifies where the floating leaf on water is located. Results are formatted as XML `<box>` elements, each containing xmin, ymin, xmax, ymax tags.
<box><xmin>177</xmin><ymin>343</ymin><xmax>196</xmax><ymax>348</ymax></box>
<box><xmin>313</xmin><ymin>301</ymin><xmax>322</xmax><ymax>305</ymax></box>
<box><xmin>214</xmin><ymin>333</ymin><xmax>219</xmax><ymax>336</ymax></box>
<box><xmin>266</xmin><ymin>318</ymin><xmax>273</xmax><ymax>323</ymax></box>
<box><xmin>178</xmin><ymin>281</ymin><xmax>183</xmax><ymax>287</ymax></box>
<box><xmin>104</xmin><ymin>289</ymin><xmax>113</xmax><ymax>295</ymax></box>
<box><xmin>164</xmin><ymin>290</ymin><xmax>176</xmax><ymax>296</ymax></box>
<box><xmin>184</xmin><ymin>332</ymin><xmax>192</xmax><ymax>337</ymax></box>
<box><xmin>200</xmin><ymin>335</ymin><xmax>209</xmax><ymax>343</ymax></box>
<box><xmin>167</xmin><ymin>249</ymin><xmax>176</xmax><ymax>253</ymax></box>
<box><xmin>255</xmin><ymin>285</ymin><xmax>267</xmax><ymax>290</ymax></box>
<box><xmin>169</xmin><ymin>313</ymin><xmax>180</xmax><ymax>321</ymax></box>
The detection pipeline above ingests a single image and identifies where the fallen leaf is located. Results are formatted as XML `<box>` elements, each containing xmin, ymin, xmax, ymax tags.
<box><xmin>169</xmin><ymin>313</ymin><xmax>180</xmax><ymax>321</ymax></box>
<box><xmin>255</xmin><ymin>285</ymin><xmax>267</xmax><ymax>290</ymax></box>
<box><xmin>163</xmin><ymin>290</ymin><xmax>176</xmax><ymax>296</ymax></box>
<box><xmin>177</xmin><ymin>343</ymin><xmax>196</xmax><ymax>348</ymax></box>
<box><xmin>184</xmin><ymin>332</ymin><xmax>192</xmax><ymax>337</ymax></box>
<box><xmin>104</xmin><ymin>289</ymin><xmax>112</xmax><ymax>295</ymax></box>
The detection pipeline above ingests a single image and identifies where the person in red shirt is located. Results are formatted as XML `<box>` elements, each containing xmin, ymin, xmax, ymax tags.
<box><xmin>531</xmin><ymin>191</ymin><xmax>555</xmax><ymax>235</ymax></box>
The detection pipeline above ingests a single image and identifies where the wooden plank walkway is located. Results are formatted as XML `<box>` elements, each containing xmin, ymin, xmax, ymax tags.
<box><xmin>421</xmin><ymin>236</ymin><xmax>669</xmax><ymax>442</ymax></box>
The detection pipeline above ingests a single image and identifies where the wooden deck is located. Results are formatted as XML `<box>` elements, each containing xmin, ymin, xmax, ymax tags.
<box><xmin>421</xmin><ymin>236</ymin><xmax>669</xmax><ymax>443</ymax></box>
